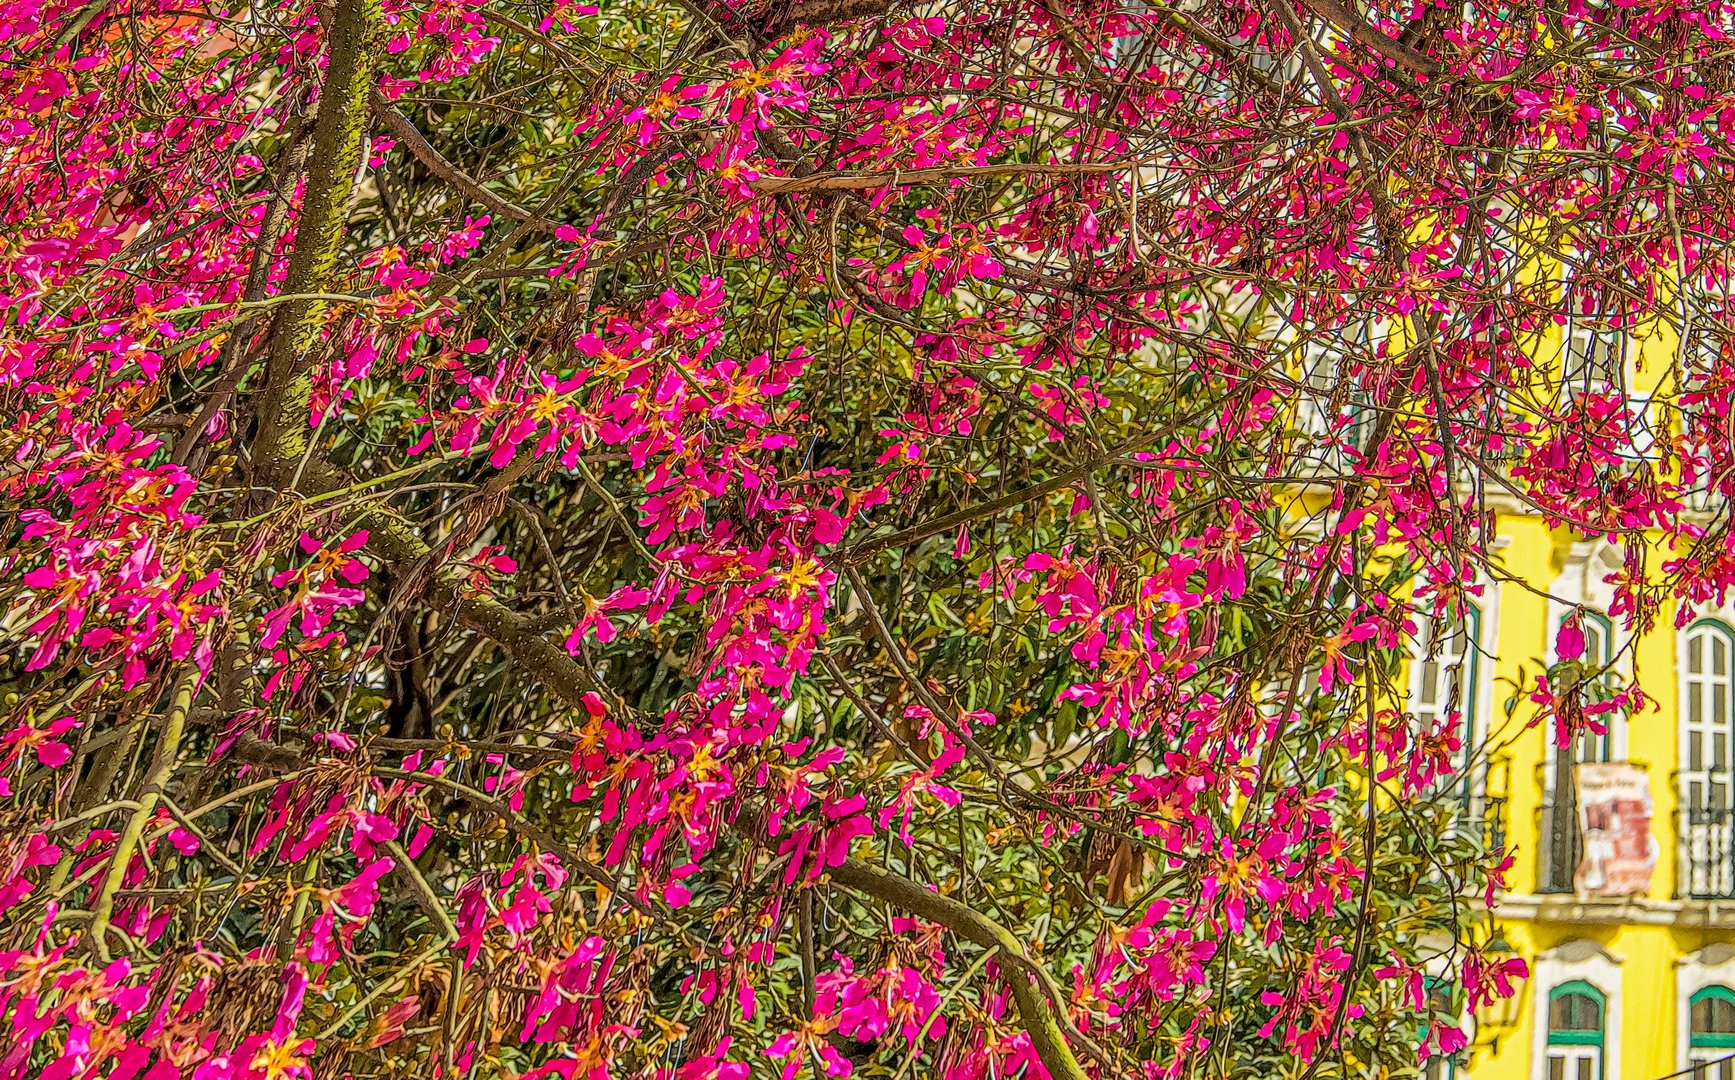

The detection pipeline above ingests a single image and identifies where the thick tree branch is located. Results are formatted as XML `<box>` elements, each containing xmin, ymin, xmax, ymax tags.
<box><xmin>764</xmin><ymin>0</ymin><xmax>892</xmax><ymax>31</ymax></box>
<box><xmin>828</xmin><ymin>858</ymin><xmax>1101</xmax><ymax>1080</ymax></box>
<box><xmin>252</xmin><ymin>0</ymin><xmax>381</xmax><ymax>483</ymax></box>
<box><xmin>88</xmin><ymin>671</ymin><xmax>196</xmax><ymax>960</ymax></box>
<box><xmin>1295</xmin><ymin>0</ymin><xmax>1440</xmax><ymax>77</ymax></box>
<box><xmin>356</xmin><ymin>493</ymin><xmax>609</xmax><ymax>707</ymax></box>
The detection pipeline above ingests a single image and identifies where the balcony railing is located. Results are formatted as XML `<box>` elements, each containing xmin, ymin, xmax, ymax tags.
<box><xmin>1682</xmin><ymin>806</ymin><xmax>1735</xmax><ymax>899</ymax></box>
<box><xmin>1480</xmin><ymin>795</ymin><xmax>1508</xmax><ymax>855</ymax></box>
<box><xmin>1437</xmin><ymin>792</ymin><xmax>1506</xmax><ymax>857</ymax></box>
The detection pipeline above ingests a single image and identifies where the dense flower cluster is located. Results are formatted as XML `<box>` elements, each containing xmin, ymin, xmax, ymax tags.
<box><xmin>4</xmin><ymin>0</ymin><xmax>1735</xmax><ymax>1075</ymax></box>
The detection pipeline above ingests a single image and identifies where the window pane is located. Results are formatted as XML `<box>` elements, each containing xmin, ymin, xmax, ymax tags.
<box><xmin>1550</xmin><ymin>992</ymin><xmax>1601</xmax><ymax>1031</ymax></box>
<box><xmin>1694</xmin><ymin>991</ymin><xmax>1735</xmax><ymax>1036</ymax></box>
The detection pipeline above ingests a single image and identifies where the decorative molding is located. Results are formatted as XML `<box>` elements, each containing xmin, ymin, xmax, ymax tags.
<box><xmin>1530</xmin><ymin>939</ymin><xmax>1622</xmax><ymax>1080</ymax></box>
<box><xmin>1678</xmin><ymin>945</ymin><xmax>1735</xmax><ymax>1071</ymax></box>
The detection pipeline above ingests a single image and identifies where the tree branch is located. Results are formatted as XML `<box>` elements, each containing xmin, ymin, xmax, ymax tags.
<box><xmin>357</xmin><ymin>499</ymin><xmax>609</xmax><ymax>707</ymax></box>
<box><xmin>1295</xmin><ymin>0</ymin><xmax>1440</xmax><ymax>77</ymax></box>
<box><xmin>368</xmin><ymin>89</ymin><xmax>568</xmax><ymax>233</ymax></box>
<box><xmin>828</xmin><ymin>858</ymin><xmax>1100</xmax><ymax>1080</ymax></box>
<box><xmin>88</xmin><ymin>671</ymin><xmax>197</xmax><ymax>961</ymax></box>
<box><xmin>252</xmin><ymin>0</ymin><xmax>381</xmax><ymax>483</ymax></box>
<box><xmin>764</xmin><ymin>0</ymin><xmax>892</xmax><ymax>31</ymax></box>
<box><xmin>752</xmin><ymin>158</ymin><xmax>1153</xmax><ymax>194</ymax></box>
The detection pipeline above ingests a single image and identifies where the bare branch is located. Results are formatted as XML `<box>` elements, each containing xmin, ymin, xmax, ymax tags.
<box><xmin>368</xmin><ymin>88</ymin><xmax>570</xmax><ymax>233</ymax></box>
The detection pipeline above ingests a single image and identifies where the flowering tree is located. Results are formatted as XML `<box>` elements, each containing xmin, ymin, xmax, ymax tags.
<box><xmin>0</xmin><ymin>0</ymin><xmax>1725</xmax><ymax>1074</ymax></box>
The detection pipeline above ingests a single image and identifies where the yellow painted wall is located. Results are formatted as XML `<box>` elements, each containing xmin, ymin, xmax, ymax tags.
<box><xmin>1454</xmin><ymin>513</ymin><xmax>1735</xmax><ymax>1080</ymax></box>
<box><xmin>1281</xmin><ymin>280</ymin><xmax>1725</xmax><ymax>1078</ymax></box>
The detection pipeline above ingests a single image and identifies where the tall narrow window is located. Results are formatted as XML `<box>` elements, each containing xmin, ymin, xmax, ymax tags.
<box><xmin>1547</xmin><ymin>981</ymin><xmax>1606</xmax><ymax>1080</ymax></box>
<box><xmin>1691</xmin><ymin>986</ymin><xmax>1735</xmax><ymax>1079</ymax></box>
<box><xmin>1685</xmin><ymin>621</ymin><xmax>1735</xmax><ymax>897</ymax></box>
<box><xmin>1422</xmin><ymin>978</ymin><xmax>1459</xmax><ymax>1080</ymax></box>
<box><xmin>1294</xmin><ymin>319</ymin><xmax>1382</xmax><ymax>473</ymax></box>
<box><xmin>1561</xmin><ymin>320</ymin><xmax>1655</xmax><ymax>459</ymax></box>
<box><xmin>1542</xmin><ymin>613</ymin><xmax>1615</xmax><ymax>893</ymax></box>
<box><xmin>1412</xmin><ymin>604</ymin><xmax>1481</xmax><ymax>789</ymax></box>
<box><xmin>1576</xmin><ymin>612</ymin><xmax>1615</xmax><ymax>754</ymax></box>
<box><xmin>1564</xmin><ymin>321</ymin><xmax>1625</xmax><ymax>398</ymax></box>
<box><xmin>1110</xmin><ymin>0</ymin><xmax>1150</xmax><ymax>70</ymax></box>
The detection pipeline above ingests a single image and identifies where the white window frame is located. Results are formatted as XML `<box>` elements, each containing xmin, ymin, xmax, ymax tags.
<box><xmin>1541</xmin><ymin>542</ymin><xmax>1631</xmax><ymax>893</ymax></box>
<box><xmin>1560</xmin><ymin>318</ymin><xmax>1660</xmax><ymax>462</ymax></box>
<box><xmin>1410</xmin><ymin>605</ymin><xmax>1476</xmax><ymax>757</ymax></box>
<box><xmin>1678</xmin><ymin>945</ymin><xmax>1735</xmax><ymax>1079</ymax></box>
<box><xmin>1680</xmin><ymin>613</ymin><xmax>1735</xmax><ymax>898</ymax></box>
<box><xmin>1532</xmin><ymin>941</ymin><xmax>1622</xmax><ymax>1080</ymax></box>
<box><xmin>1295</xmin><ymin>318</ymin><xmax>1383</xmax><ymax>445</ymax></box>
<box><xmin>1562</xmin><ymin>319</ymin><xmax>1628</xmax><ymax>400</ymax></box>
<box><xmin>1545</xmin><ymin>541</ymin><xmax>1632</xmax><ymax>758</ymax></box>
<box><xmin>1681</xmin><ymin>618</ymin><xmax>1735</xmax><ymax>810</ymax></box>
<box><xmin>1408</xmin><ymin>577</ymin><xmax>1500</xmax><ymax>803</ymax></box>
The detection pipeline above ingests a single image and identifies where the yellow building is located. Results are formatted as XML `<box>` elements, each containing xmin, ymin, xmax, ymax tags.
<box><xmin>1428</xmin><ymin>513</ymin><xmax>1735</xmax><ymax>1080</ymax></box>
<box><xmin>1381</xmin><ymin>316</ymin><xmax>1735</xmax><ymax>1080</ymax></box>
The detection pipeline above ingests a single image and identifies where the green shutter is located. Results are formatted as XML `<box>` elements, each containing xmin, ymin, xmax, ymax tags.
<box><xmin>1691</xmin><ymin>986</ymin><xmax>1735</xmax><ymax>1048</ymax></box>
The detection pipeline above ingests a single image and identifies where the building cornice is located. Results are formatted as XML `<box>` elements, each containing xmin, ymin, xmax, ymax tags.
<box><xmin>1495</xmin><ymin>892</ymin><xmax>1735</xmax><ymax>929</ymax></box>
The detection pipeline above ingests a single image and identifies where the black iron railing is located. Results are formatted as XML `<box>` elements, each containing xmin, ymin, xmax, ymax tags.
<box><xmin>1682</xmin><ymin>806</ymin><xmax>1735</xmax><ymax>899</ymax></box>
<box><xmin>1439</xmin><ymin>793</ymin><xmax>1507</xmax><ymax>858</ymax></box>
<box><xmin>1480</xmin><ymin>796</ymin><xmax>1508</xmax><ymax>855</ymax></box>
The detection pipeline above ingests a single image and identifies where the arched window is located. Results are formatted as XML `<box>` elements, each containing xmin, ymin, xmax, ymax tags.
<box><xmin>1547</xmin><ymin>981</ymin><xmax>1606</xmax><ymax>1080</ymax></box>
<box><xmin>1683</xmin><ymin>621</ymin><xmax>1735</xmax><ymax>897</ymax></box>
<box><xmin>1578</xmin><ymin>612</ymin><xmax>1615</xmax><ymax>753</ymax></box>
<box><xmin>1412</xmin><ymin>603</ymin><xmax>1481</xmax><ymax>786</ymax></box>
<box><xmin>1690</xmin><ymin>986</ymin><xmax>1735</xmax><ymax>1079</ymax></box>
<box><xmin>1542</xmin><ymin>612</ymin><xmax>1616</xmax><ymax>893</ymax></box>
